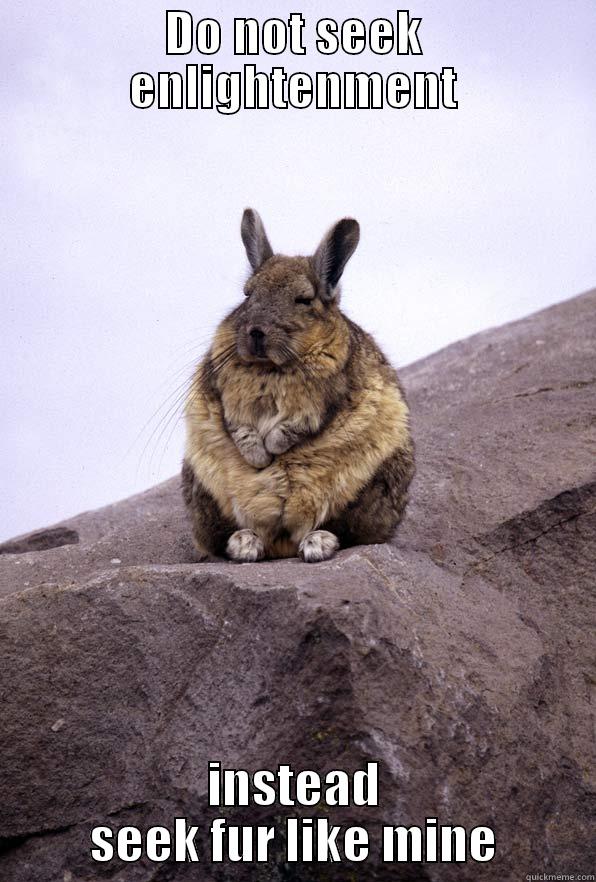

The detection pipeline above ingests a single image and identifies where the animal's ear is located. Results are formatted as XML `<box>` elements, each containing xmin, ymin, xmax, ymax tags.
<box><xmin>241</xmin><ymin>208</ymin><xmax>273</xmax><ymax>272</ymax></box>
<box><xmin>312</xmin><ymin>218</ymin><xmax>360</xmax><ymax>300</ymax></box>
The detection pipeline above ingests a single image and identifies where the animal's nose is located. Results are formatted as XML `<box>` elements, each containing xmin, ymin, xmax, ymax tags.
<box><xmin>248</xmin><ymin>326</ymin><xmax>267</xmax><ymax>357</ymax></box>
<box><xmin>249</xmin><ymin>326</ymin><xmax>266</xmax><ymax>344</ymax></box>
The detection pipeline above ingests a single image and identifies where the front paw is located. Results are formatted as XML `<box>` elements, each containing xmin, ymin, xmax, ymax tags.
<box><xmin>231</xmin><ymin>427</ymin><xmax>272</xmax><ymax>468</ymax></box>
<box><xmin>241</xmin><ymin>443</ymin><xmax>272</xmax><ymax>469</ymax></box>
<box><xmin>298</xmin><ymin>530</ymin><xmax>339</xmax><ymax>563</ymax></box>
<box><xmin>264</xmin><ymin>426</ymin><xmax>293</xmax><ymax>455</ymax></box>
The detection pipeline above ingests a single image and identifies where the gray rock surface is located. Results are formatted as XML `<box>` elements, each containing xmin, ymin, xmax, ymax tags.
<box><xmin>0</xmin><ymin>291</ymin><xmax>594</xmax><ymax>881</ymax></box>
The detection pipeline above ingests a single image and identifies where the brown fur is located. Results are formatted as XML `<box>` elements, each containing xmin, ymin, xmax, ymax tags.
<box><xmin>183</xmin><ymin>211</ymin><xmax>414</xmax><ymax>561</ymax></box>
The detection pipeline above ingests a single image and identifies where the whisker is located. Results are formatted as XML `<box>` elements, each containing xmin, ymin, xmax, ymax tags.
<box><xmin>139</xmin><ymin>382</ymin><xmax>195</xmax><ymax>478</ymax></box>
<box><xmin>126</xmin><ymin>371</ymin><xmax>196</xmax><ymax>466</ymax></box>
<box><xmin>200</xmin><ymin>344</ymin><xmax>239</xmax><ymax>392</ymax></box>
<box><xmin>125</xmin><ymin>331</ymin><xmax>239</xmax><ymax>484</ymax></box>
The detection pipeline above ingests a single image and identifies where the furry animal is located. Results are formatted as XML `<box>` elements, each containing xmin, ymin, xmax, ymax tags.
<box><xmin>182</xmin><ymin>209</ymin><xmax>414</xmax><ymax>563</ymax></box>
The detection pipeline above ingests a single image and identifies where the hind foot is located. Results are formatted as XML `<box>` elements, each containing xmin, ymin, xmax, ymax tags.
<box><xmin>227</xmin><ymin>529</ymin><xmax>265</xmax><ymax>563</ymax></box>
<box><xmin>298</xmin><ymin>530</ymin><xmax>339</xmax><ymax>563</ymax></box>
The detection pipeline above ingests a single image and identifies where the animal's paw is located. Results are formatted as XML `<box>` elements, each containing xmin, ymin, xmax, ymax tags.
<box><xmin>241</xmin><ymin>443</ymin><xmax>273</xmax><ymax>469</ymax></box>
<box><xmin>298</xmin><ymin>530</ymin><xmax>339</xmax><ymax>563</ymax></box>
<box><xmin>231</xmin><ymin>427</ymin><xmax>272</xmax><ymax>468</ymax></box>
<box><xmin>264</xmin><ymin>426</ymin><xmax>293</xmax><ymax>455</ymax></box>
<box><xmin>226</xmin><ymin>529</ymin><xmax>265</xmax><ymax>563</ymax></box>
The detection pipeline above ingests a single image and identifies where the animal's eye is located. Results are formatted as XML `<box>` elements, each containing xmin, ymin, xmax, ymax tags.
<box><xmin>295</xmin><ymin>296</ymin><xmax>313</xmax><ymax>306</ymax></box>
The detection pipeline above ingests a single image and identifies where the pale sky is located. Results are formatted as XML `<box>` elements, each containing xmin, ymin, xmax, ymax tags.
<box><xmin>1</xmin><ymin>0</ymin><xmax>595</xmax><ymax>540</ymax></box>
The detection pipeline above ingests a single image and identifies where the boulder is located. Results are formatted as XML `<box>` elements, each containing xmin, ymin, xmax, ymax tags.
<box><xmin>0</xmin><ymin>291</ymin><xmax>594</xmax><ymax>881</ymax></box>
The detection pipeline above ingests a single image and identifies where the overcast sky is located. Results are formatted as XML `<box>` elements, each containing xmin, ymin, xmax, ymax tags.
<box><xmin>1</xmin><ymin>0</ymin><xmax>595</xmax><ymax>541</ymax></box>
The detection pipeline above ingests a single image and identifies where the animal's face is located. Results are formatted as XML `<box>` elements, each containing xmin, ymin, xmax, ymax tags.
<box><xmin>231</xmin><ymin>209</ymin><xmax>360</xmax><ymax>368</ymax></box>
<box><xmin>234</xmin><ymin>256</ymin><xmax>331</xmax><ymax>366</ymax></box>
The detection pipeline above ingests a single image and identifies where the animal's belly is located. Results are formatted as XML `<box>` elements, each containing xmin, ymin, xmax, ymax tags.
<box><xmin>227</xmin><ymin>459</ymin><xmax>289</xmax><ymax>532</ymax></box>
<box><xmin>227</xmin><ymin>447</ymin><xmax>324</xmax><ymax>533</ymax></box>
<box><xmin>228</xmin><ymin>445</ymin><xmax>342</xmax><ymax>539</ymax></box>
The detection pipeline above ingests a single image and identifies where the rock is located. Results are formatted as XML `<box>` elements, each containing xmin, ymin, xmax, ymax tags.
<box><xmin>0</xmin><ymin>291</ymin><xmax>594</xmax><ymax>881</ymax></box>
<box><xmin>0</xmin><ymin>527</ymin><xmax>79</xmax><ymax>556</ymax></box>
